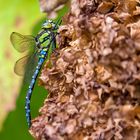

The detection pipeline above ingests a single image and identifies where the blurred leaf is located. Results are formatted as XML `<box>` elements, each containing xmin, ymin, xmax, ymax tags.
<box><xmin>0</xmin><ymin>82</ymin><xmax>47</xmax><ymax>140</ymax></box>
<box><xmin>0</xmin><ymin>0</ymin><xmax>43</xmax><ymax>130</ymax></box>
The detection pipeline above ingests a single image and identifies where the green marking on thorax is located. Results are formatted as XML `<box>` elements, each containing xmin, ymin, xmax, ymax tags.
<box><xmin>39</xmin><ymin>31</ymin><xmax>51</xmax><ymax>48</ymax></box>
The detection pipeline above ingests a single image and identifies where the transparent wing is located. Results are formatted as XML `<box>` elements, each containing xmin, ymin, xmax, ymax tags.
<box><xmin>10</xmin><ymin>32</ymin><xmax>36</xmax><ymax>53</ymax></box>
<box><xmin>14</xmin><ymin>55</ymin><xmax>29</xmax><ymax>76</ymax></box>
<box><xmin>14</xmin><ymin>54</ymin><xmax>38</xmax><ymax>82</ymax></box>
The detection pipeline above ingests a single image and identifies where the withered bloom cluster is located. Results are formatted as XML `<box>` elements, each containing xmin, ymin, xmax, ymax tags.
<box><xmin>39</xmin><ymin>0</ymin><xmax>68</xmax><ymax>17</ymax></box>
<box><xmin>30</xmin><ymin>0</ymin><xmax>140</xmax><ymax>139</ymax></box>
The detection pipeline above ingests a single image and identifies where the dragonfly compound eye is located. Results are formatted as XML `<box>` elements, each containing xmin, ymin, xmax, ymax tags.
<box><xmin>42</xmin><ymin>21</ymin><xmax>53</xmax><ymax>29</ymax></box>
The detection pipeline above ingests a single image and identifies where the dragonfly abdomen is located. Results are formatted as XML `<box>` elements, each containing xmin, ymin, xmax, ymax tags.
<box><xmin>25</xmin><ymin>48</ymin><xmax>48</xmax><ymax>127</ymax></box>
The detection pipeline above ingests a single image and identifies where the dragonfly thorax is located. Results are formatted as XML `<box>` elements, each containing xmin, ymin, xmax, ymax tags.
<box><xmin>35</xmin><ymin>19</ymin><xmax>60</xmax><ymax>50</ymax></box>
<box><xmin>35</xmin><ymin>30</ymin><xmax>52</xmax><ymax>49</ymax></box>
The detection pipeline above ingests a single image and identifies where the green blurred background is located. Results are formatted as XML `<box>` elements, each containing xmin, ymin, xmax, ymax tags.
<box><xmin>0</xmin><ymin>0</ymin><xmax>68</xmax><ymax>139</ymax></box>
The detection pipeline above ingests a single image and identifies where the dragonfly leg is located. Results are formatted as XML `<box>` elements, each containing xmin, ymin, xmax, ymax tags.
<box><xmin>52</xmin><ymin>37</ymin><xmax>56</xmax><ymax>50</ymax></box>
<box><xmin>54</xmin><ymin>17</ymin><xmax>62</xmax><ymax>30</ymax></box>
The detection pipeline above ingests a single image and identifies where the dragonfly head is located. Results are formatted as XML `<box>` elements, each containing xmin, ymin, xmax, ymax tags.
<box><xmin>42</xmin><ymin>20</ymin><xmax>58</xmax><ymax>30</ymax></box>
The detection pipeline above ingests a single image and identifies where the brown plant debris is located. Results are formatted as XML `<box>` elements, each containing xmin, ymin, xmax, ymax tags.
<box><xmin>30</xmin><ymin>0</ymin><xmax>140</xmax><ymax>139</ymax></box>
<box><xmin>39</xmin><ymin>0</ymin><xmax>69</xmax><ymax>17</ymax></box>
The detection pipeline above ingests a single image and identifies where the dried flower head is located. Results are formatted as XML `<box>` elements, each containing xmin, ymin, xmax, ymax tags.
<box><xmin>30</xmin><ymin>0</ymin><xmax>140</xmax><ymax>139</ymax></box>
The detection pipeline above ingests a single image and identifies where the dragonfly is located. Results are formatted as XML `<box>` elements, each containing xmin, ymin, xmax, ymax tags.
<box><xmin>10</xmin><ymin>19</ymin><xmax>61</xmax><ymax>128</ymax></box>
